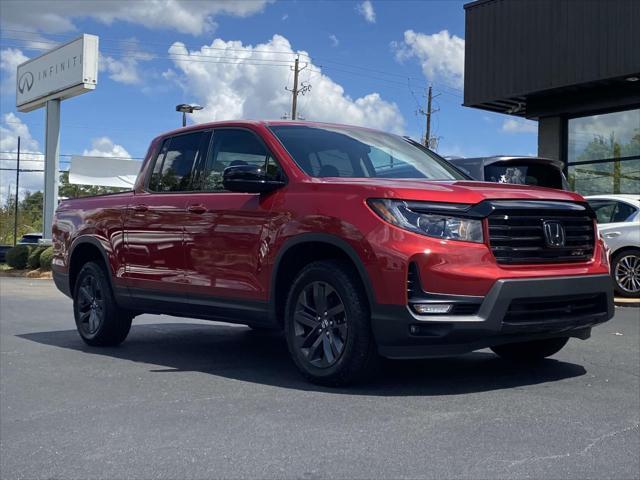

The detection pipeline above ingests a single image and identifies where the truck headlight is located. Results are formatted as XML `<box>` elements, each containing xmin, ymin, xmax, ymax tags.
<box><xmin>368</xmin><ymin>199</ymin><xmax>484</xmax><ymax>243</ymax></box>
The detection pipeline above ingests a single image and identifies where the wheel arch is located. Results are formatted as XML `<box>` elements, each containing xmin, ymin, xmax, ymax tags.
<box><xmin>610</xmin><ymin>245</ymin><xmax>640</xmax><ymax>259</ymax></box>
<box><xmin>269</xmin><ymin>233</ymin><xmax>375</xmax><ymax>325</ymax></box>
<box><xmin>68</xmin><ymin>237</ymin><xmax>115</xmax><ymax>296</ymax></box>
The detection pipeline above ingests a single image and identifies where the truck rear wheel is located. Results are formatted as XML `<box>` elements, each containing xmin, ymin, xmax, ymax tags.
<box><xmin>491</xmin><ymin>337</ymin><xmax>569</xmax><ymax>362</ymax></box>
<box><xmin>284</xmin><ymin>260</ymin><xmax>378</xmax><ymax>386</ymax></box>
<box><xmin>73</xmin><ymin>261</ymin><xmax>132</xmax><ymax>346</ymax></box>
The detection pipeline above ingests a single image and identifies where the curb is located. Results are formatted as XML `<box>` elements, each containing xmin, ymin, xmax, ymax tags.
<box><xmin>615</xmin><ymin>298</ymin><xmax>640</xmax><ymax>308</ymax></box>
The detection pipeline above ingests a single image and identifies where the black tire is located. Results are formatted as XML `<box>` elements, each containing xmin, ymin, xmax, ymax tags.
<box><xmin>284</xmin><ymin>260</ymin><xmax>378</xmax><ymax>386</ymax></box>
<box><xmin>491</xmin><ymin>337</ymin><xmax>569</xmax><ymax>362</ymax></box>
<box><xmin>73</xmin><ymin>261</ymin><xmax>132</xmax><ymax>346</ymax></box>
<box><xmin>611</xmin><ymin>249</ymin><xmax>640</xmax><ymax>298</ymax></box>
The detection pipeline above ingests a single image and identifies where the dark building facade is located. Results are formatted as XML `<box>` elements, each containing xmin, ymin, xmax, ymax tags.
<box><xmin>463</xmin><ymin>0</ymin><xmax>640</xmax><ymax>195</ymax></box>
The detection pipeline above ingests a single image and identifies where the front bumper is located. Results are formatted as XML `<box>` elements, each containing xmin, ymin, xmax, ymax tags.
<box><xmin>371</xmin><ymin>274</ymin><xmax>614</xmax><ymax>359</ymax></box>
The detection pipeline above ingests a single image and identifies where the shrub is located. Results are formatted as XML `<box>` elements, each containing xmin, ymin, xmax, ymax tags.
<box><xmin>6</xmin><ymin>245</ymin><xmax>32</xmax><ymax>269</ymax></box>
<box><xmin>39</xmin><ymin>247</ymin><xmax>54</xmax><ymax>271</ymax></box>
<box><xmin>27</xmin><ymin>245</ymin><xmax>47</xmax><ymax>270</ymax></box>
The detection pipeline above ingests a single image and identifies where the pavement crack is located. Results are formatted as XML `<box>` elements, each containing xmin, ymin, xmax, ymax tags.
<box><xmin>503</xmin><ymin>423</ymin><xmax>640</xmax><ymax>469</ymax></box>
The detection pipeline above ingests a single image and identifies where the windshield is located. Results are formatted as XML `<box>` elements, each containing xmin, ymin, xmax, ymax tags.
<box><xmin>269</xmin><ymin>125</ymin><xmax>467</xmax><ymax>180</ymax></box>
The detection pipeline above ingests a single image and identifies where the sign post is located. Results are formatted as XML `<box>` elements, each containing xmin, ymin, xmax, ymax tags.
<box><xmin>16</xmin><ymin>34</ymin><xmax>98</xmax><ymax>240</ymax></box>
<box><xmin>43</xmin><ymin>99</ymin><xmax>60</xmax><ymax>237</ymax></box>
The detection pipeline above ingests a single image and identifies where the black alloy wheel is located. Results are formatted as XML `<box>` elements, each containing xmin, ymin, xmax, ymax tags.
<box><xmin>284</xmin><ymin>260</ymin><xmax>378</xmax><ymax>386</ymax></box>
<box><xmin>293</xmin><ymin>281</ymin><xmax>348</xmax><ymax>368</ymax></box>
<box><xmin>73</xmin><ymin>261</ymin><xmax>133</xmax><ymax>346</ymax></box>
<box><xmin>76</xmin><ymin>273</ymin><xmax>105</xmax><ymax>336</ymax></box>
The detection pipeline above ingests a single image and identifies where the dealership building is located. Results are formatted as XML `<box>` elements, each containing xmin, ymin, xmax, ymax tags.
<box><xmin>463</xmin><ymin>0</ymin><xmax>639</xmax><ymax>195</ymax></box>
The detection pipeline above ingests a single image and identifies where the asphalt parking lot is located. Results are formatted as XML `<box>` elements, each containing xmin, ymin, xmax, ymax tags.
<box><xmin>1</xmin><ymin>277</ymin><xmax>638</xmax><ymax>479</ymax></box>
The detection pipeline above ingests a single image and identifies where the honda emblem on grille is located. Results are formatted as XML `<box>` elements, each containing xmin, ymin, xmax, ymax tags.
<box><xmin>543</xmin><ymin>221</ymin><xmax>566</xmax><ymax>248</ymax></box>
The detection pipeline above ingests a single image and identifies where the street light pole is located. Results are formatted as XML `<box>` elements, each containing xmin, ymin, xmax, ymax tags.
<box><xmin>176</xmin><ymin>104</ymin><xmax>203</xmax><ymax>127</ymax></box>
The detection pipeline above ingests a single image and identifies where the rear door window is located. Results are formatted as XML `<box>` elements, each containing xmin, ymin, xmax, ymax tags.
<box><xmin>590</xmin><ymin>201</ymin><xmax>617</xmax><ymax>223</ymax></box>
<box><xmin>611</xmin><ymin>202</ymin><xmax>637</xmax><ymax>222</ymax></box>
<box><xmin>148</xmin><ymin>131</ymin><xmax>210</xmax><ymax>192</ymax></box>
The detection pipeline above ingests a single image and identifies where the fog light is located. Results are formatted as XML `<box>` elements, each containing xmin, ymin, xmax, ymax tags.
<box><xmin>412</xmin><ymin>303</ymin><xmax>452</xmax><ymax>314</ymax></box>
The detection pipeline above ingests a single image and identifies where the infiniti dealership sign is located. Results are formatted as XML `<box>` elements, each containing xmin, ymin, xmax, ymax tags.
<box><xmin>15</xmin><ymin>33</ymin><xmax>99</xmax><ymax>242</ymax></box>
<box><xmin>16</xmin><ymin>34</ymin><xmax>99</xmax><ymax>112</ymax></box>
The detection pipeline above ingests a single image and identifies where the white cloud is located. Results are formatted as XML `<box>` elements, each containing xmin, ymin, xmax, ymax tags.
<box><xmin>0</xmin><ymin>113</ymin><xmax>45</xmax><ymax>200</ymax></box>
<box><xmin>82</xmin><ymin>137</ymin><xmax>132</xmax><ymax>159</ymax></box>
<box><xmin>167</xmin><ymin>34</ymin><xmax>405</xmax><ymax>133</ymax></box>
<box><xmin>0</xmin><ymin>113</ymin><xmax>40</xmax><ymax>154</ymax></box>
<box><xmin>1</xmin><ymin>0</ymin><xmax>272</xmax><ymax>35</ymax></box>
<box><xmin>0</xmin><ymin>48</ymin><xmax>29</xmax><ymax>95</ymax></box>
<box><xmin>329</xmin><ymin>34</ymin><xmax>339</xmax><ymax>47</ymax></box>
<box><xmin>502</xmin><ymin>118</ymin><xmax>538</xmax><ymax>134</ymax></box>
<box><xmin>99</xmin><ymin>40</ymin><xmax>154</xmax><ymax>85</ymax></box>
<box><xmin>394</xmin><ymin>30</ymin><xmax>465</xmax><ymax>89</ymax></box>
<box><xmin>0</xmin><ymin>116</ymin><xmax>132</xmax><ymax>202</ymax></box>
<box><xmin>356</xmin><ymin>1</ymin><xmax>376</xmax><ymax>23</ymax></box>
<box><xmin>100</xmin><ymin>56</ymin><xmax>143</xmax><ymax>85</ymax></box>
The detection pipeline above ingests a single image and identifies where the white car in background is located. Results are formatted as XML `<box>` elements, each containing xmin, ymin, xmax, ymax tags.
<box><xmin>587</xmin><ymin>195</ymin><xmax>640</xmax><ymax>298</ymax></box>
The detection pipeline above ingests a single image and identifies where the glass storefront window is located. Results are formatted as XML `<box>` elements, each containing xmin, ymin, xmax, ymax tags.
<box><xmin>569</xmin><ymin>159</ymin><xmax>639</xmax><ymax>196</ymax></box>
<box><xmin>567</xmin><ymin>108</ymin><xmax>640</xmax><ymax>194</ymax></box>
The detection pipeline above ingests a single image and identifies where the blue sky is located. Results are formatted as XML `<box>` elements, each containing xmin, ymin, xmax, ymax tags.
<box><xmin>0</xmin><ymin>0</ymin><xmax>538</xmax><ymax>196</ymax></box>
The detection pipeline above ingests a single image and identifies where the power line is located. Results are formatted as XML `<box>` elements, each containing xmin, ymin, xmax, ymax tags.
<box><xmin>0</xmin><ymin>168</ymin><xmax>66</xmax><ymax>173</ymax></box>
<box><xmin>0</xmin><ymin>151</ymin><xmax>143</xmax><ymax>159</ymax></box>
<box><xmin>1</xmin><ymin>37</ymin><xmax>304</xmax><ymax>64</ymax></box>
<box><xmin>1</xmin><ymin>31</ymin><xmax>464</xmax><ymax>97</ymax></box>
<box><xmin>1</xmin><ymin>118</ymin><xmax>159</xmax><ymax>135</ymax></box>
<box><xmin>1</xmin><ymin>29</ymin><xmax>312</xmax><ymax>58</ymax></box>
<box><xmin>1</xmin><ymin>40</ymin><xmax>299</xmax><ymax>67</ymax></box>
<box><xmin>0</xmin><ymin>158</ymin><xmax>70</xmax><ymax>164</ymax></box>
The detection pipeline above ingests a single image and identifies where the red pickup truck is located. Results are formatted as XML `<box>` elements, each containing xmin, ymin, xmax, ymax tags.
<box><xmin>52</xmin><ymin>121</ymin><xmax>614</xmax><ymax>386</ymax></box>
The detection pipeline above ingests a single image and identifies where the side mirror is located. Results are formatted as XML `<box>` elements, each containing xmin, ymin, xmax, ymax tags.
<box><xmin>222</xmin><ymin>164</ymin><xmax>285</xmax><ymax>193</ymax></box>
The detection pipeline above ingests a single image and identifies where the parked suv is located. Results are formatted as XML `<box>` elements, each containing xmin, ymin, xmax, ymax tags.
<box><xmin>52</xmin><ymin>121</ymin><xmax>614</xmax><ymax>385</ymax></box>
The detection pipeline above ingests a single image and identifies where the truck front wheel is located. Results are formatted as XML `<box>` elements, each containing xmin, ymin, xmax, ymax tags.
<box><xmin>284</xmin><ymin>260</ymin><xmax>378</xmax><ymax>386</ymax></box>
<box><xmin>491</xmin><ymin>337</ymin><xmax>569</xmax><ymax>362</ymax></box>
<box><xmin>73</xmin><ymin>261</ymin><xmax>132</xmax><ymax>346</ymax></box>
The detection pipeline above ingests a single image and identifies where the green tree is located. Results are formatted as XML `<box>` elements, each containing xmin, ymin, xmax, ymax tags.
<box><xmin>0</xmin><ymin>172</ymin><xmax>127</xmax><ymax>246</ymax></box>
<box><xmin>0</xmin><ymin>191</ymin><xmax>43</xmax><ymax>245</ymax></box>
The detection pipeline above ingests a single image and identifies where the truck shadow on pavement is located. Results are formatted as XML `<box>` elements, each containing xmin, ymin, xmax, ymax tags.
<box><xmin>19</xmin><ymin>322</ymin><xmax>587</xmax><ymax>395</ymax></box>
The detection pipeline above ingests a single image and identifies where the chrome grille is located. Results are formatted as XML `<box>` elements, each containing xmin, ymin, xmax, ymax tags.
<box><xmin>487</xmin><ymin>201</ymin><xmax>595</xmax><ymax>264</ymax></box>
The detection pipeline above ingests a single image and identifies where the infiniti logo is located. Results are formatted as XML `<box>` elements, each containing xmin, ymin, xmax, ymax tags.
<box><xmin>17</xmin><ymin>71</ymin><xmax>34</xmax><ymax>94</ymax></box>
<box><xmin>543</xmin><ymin>221</ymin><xmax>566</xmax><ymax>248</ymax></box>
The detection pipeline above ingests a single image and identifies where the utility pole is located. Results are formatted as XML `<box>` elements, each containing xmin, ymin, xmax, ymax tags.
<box><xmin>419</xmin><ymin>85</ymin><xmax>440</xmax><ymax>149</ymax></box>
<box><xmin>291</xmin><ymin>57</ymin><xmax>300</xmax><ymax>120</ymax></box>
<box><xmin>13</xmin><ymin>136</ymin><xmax>20</xmax><ymax>246</ymax></box>
<box><xmin>286</xmin><ymin>56</ymin><xmax>311</xmax><ymax>120</ymax></box>
<box><xmin>425</xmin><ymin>85</ymin><xmax>433</xmax><ymax>148</ymax></box>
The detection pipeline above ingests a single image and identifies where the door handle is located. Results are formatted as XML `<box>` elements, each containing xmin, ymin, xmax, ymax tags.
<box><xmin>187</xmin><ymin>204</ymin><xmax>207</xmax><ymax>214</ymax></box>
<box><xmin>604</xmin><ymin>231</ymin><xmax>621</xmax><ymax>238</ymax></box>
<box><xmin>132</xmin><ymin>204</ymin><xmax>148</xmax><ymax>212</ymax></box>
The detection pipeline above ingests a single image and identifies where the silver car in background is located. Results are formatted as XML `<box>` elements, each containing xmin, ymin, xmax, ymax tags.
<box><xmin>587</xmin><ymin>195</ymin><xmax>640</xmax><ymax>298</ymax></box>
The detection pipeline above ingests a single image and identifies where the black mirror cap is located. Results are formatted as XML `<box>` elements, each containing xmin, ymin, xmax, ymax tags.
<box><xmin>222</xmin><ymin>164</ymin><xmax>285</xmax><ymax>193</ymax></box>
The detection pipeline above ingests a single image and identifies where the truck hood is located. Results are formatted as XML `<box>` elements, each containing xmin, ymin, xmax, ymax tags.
<box><xmin>313</xmin><ymin>178</ymin><xmax>586</xmax><ymax>204</ymax></box>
